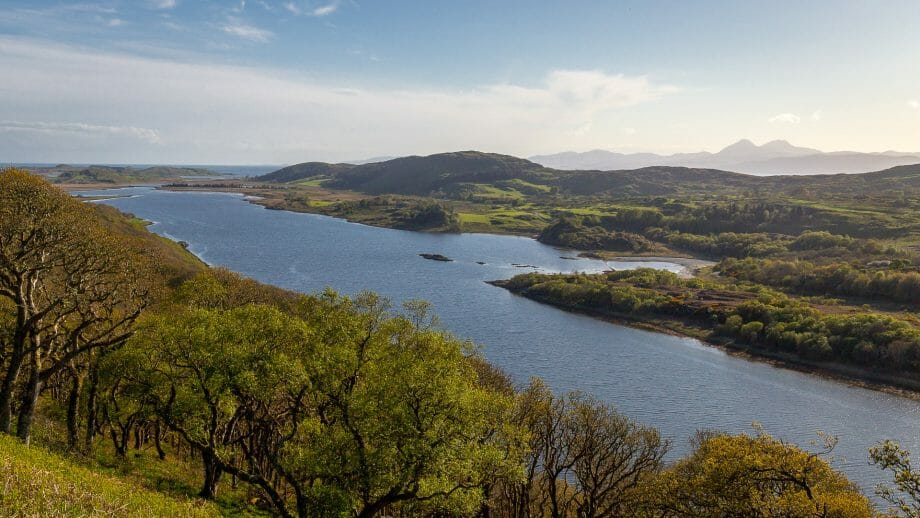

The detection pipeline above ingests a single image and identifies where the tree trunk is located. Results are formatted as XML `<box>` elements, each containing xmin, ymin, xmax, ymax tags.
<box><xmin>0</xmin><ymin>349</ymin><xmax>25</xmax><ymax>434</ymax></box>
<box><xmin>200</xmin><ymin>449</ymin><xmax>224</xmax><ymax>499</ymax></box>
<box><xmin>16</xmin><ymin>351</ymin><xmax>42</xmax><ymax>444</ymax></box>
<box><xmin>84</xmin><ymin>365</ymin><xmax>99</xmax><ymax>453</ymax></box>
<box><xmin>66</xmin><ymin>368</ymin><xmax>84</xmax><ymax>451</ymax></box>
<box><xmin>478</xmin><ymin>484</ymin><xmax>492</xmax><ymax>518</ymax></box>
<box><xmin>110</xmin><ymin>426</ymin><xmax>127</xmax><ymax>457</ymax></box>
<box><xmin>153</xmin><ymin>421</ymin><xmax>166</xmax><ymax>460</ymax></box>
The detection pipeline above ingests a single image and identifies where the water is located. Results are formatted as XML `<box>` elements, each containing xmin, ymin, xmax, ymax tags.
<box><xmin>86</xmin><ymin>186</ymin><xmax>920</xmax><ymax>497</ymax></box>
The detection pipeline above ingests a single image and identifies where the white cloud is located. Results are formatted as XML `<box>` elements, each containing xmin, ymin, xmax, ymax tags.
<box><xmin>107</xmin><ymin>18</ymin><xmax>125</xmax><ymax>27</ymax></box>
<box><xmin>311</xmin><ymin>2</ymin><xmax>340</xmax><ymax>16</ymax></box>
<box><xmin>149</xmin><ymin>0</ymin><xmax>177</xmax><ymax>9</ymax></box>
<box><xmin>285</xmin><ymin>1</ymin><xmax>341</xmax><ymax>17</ymax></box>
<box><xmin>909</xmin><ymin>99</ymin><xmax>920</xmax><ymax>110</ymax></box>
<box><xmin>811</xmin><ymin>110</ymin><xmax>823</xmax><ymax>121</ymax></box>
<box><xmin>221</xmin><ymin>19</ymin><xmax>273</xmax><ymax>42</ymax></box>
<box><xmin>768</xmin><ymin>113</ymin><xmax>801</xmax><ymax>124</ymax></box>
<box><xmin>0</xmin><ymin>38</ymin><xmax>677</xmax><ymax>163</ymax></box>
<box><xmin>0</xmin><ymin>120</ymin><xmax>161</xmax><ymax>143</ymax></box>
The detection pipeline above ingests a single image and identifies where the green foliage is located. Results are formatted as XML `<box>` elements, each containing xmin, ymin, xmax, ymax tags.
<box><xmin>538</xmin><ymin>216</ymin><xmax>654</xmax><ymax>252</ymax></box>
<box><xmin>498</xmin><ymin>269</ymin><xmax>920</xmax><ymax>377</ymax></box>
<box><xmin>648</xmin><ymin>429</ymin><xmax>873</xmax><ymax>517</ymax></box>
<box><xmin>324</xmin><ymin>197</ymin><xmax>462</xmax><ymax>232</ymax></box>
<box><xmin>870</xmin><ymin>440</ymin><xmax>920</xmax><ymax>517</ymax></box>
<box><xmin>110</xmin><ymin>277</ymin><xmax>520</xmax><ymax>516</ymax></box>
<box><xmin>719</xmin><ymin>257</ymin><xmax>920</xmax><ymax>306</ymax></box>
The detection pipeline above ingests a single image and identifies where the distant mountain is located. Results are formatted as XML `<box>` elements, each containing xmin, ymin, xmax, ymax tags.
<box><xmin>530</xmin><ymin>140</ymin><xmax>920</xmax><ymax>175</ymax></box>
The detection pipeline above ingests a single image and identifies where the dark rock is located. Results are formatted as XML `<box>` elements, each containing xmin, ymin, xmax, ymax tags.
<box><xmin>419</xmin><ymin>253</ymin><xmax>453</xmax><ymax>262</ymax></box>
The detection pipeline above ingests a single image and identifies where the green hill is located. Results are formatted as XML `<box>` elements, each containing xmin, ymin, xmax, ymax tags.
<box><xmin>256</xmin><ymin>151</ymin><xmax>553</xmax><ymax>194</ymax></box>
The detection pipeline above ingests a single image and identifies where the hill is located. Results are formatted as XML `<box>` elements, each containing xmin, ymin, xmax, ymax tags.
<box><xmin>256</xmin><ymin>151</ymin><xmax>553</xmax><ymax>195</ymax></box>
<box><xmin>255</xmin><ymin>150</ymin><xmax>920</xmax><ymax>199</ymax></box>
<box><xmin>29</xmin><ymin>164</ymin><xmax>218</xmax><ymax>184</ymax></box>
<box><xmin>530</xmin><ymin>140</ymin><xmax>920</xmax><ymax>175</ymax></box>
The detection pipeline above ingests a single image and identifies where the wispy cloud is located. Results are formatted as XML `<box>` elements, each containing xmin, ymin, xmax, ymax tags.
<box><xmin>107</xmin><ymin>18</ymin><xmax>125</xmax><ymax>27</ymax></box>
<box><xmin>909</xmin><ymin>99</ymin><xmax>920</xmax><ymax>110</ymax></box>
<box><xmin>811</xmin><ymin>110</ymin><xmax>823</xmax><ymax>121</ymax></box>
<box><xmin>311</xmin><ymin>2</ymin><xmax>340</xmax><ymax>16</ymax></box>
<box><xmin>221</xmin><ymin>18</ymin><xmax>273</xmax><ymax>42</ymax></box>
<box><xmin>768</xmin><ymin>113</ymin><xmax>801</xmax><ymax>124</ymax></box>
<box><xmin>285</xmin><ymin>1</ymin><xmax>341</xmax><ymax>17</ymax></box>
<box><xmin>0</xmin><ymin>120</ymin><xmax>161</xmax><ymax>143</ymax></box>
<box><xmin>0</xmin><ymin>38</ymin><xmax>677</xmax><ymax>162</ymax></box>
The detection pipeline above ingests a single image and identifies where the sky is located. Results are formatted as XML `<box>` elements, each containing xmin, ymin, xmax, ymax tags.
<box><xmin>1</xmin><ymin>0</ymin><xmax>919</xmax><ymax>164</ymax></box>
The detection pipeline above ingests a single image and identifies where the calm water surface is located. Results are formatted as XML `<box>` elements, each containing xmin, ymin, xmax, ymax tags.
<box><xmin>89</xmin><ymin>187</ymin><xmax>920</xmax><ymax>494</ymax></box>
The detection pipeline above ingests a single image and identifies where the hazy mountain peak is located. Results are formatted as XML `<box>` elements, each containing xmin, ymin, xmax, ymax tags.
<box><xmin>529</xmin><ymin>140</ymin><xmax>920</xmax><ymax>175</ymax></box>
<box><xmin>719</xmin><ymin>139</ymin><xmax>758</xmax><ymax>155</ymax></box>
<box><xmin>763</xmin><ymin>139</ymin><xmax>792</xmax><ymax>147</ymax></box>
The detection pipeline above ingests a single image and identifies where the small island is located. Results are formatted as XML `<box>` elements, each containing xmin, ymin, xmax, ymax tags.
<box><xmin>419</xmin><ymin>253</ymin><xmax>453</xmax><ymax>262</ymax></box>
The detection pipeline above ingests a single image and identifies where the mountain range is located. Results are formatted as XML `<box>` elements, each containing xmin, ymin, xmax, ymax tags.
<box><xmin>529</xmin><ymin>140</ymin><xmax>920</xmax><ymax>175</ymax></box>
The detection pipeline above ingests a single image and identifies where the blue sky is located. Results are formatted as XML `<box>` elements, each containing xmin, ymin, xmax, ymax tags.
<box><xmin>1</xmin><ymin>0</ymin><xmax>918</xmax><ymax>164</ymax></box>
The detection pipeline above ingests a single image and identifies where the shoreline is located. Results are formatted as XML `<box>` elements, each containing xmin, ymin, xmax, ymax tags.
<box><xmin>489</xmin><ymin>279</ymin><xmax>920</xmax><ymax>401</ymax></box>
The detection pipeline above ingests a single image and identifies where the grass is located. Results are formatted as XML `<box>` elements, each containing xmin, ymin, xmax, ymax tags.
<box><xmin>293</xmin><ymin>175</ymin><xmax>330</xmax><ymax>187</ymax></box>
<box><xmin>464</xmin><ymin>183</ymin><xmax>525</xmax><ymax>200</ymax></box>
<box><xmin>0</xmin><ymin>434</ymin><xmax>220</xmax><ymax>518</ymax></box>
<box><xmin>458</xmin><ymin>212</ymin><xmax>490</xmax><ymax>224</ymax></box>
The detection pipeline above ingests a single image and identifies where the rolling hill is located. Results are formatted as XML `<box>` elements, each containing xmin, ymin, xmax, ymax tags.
<box><xmin>28</xmin><ymin>164</ymin><xmax>218</xmax><ymax>184</ymax></box>
<box><xmin>254</xmin><ymin>150</ymin><xmax>920</xmax><ymax>199</ymax></box>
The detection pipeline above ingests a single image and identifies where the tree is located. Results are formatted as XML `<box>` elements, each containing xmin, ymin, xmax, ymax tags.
<box><xmin>116</xmin><ymin>284</ymin><xmax>520</xmax><ymax>517</ymax></box>
<box><xmin>0</xmin><ymin>169</ymin><xmax>150</xmax><ymax>443</ymax></box>
<box><xmin>870</xmin><ymin>440</ymin><xmax>920</xmax><ymax>517</ymax></box>
<box><xmin>280</xmin><ymin>292</ymin><xmax>517</xmax><ymax>517</ymax></box>
<box><xmin>649</xmin><ymin>427</ymin><xmax>873</xmax><ymax>517</ymax></box>
<box><xmin>490</xmin><ymin>379</ymin><xmax>668</xmax><ymax>518</ymax></box>
<box><xmin>118</xmin><ymin>303</ymin><xmax>310</xmax><ymax>500</ymax></box>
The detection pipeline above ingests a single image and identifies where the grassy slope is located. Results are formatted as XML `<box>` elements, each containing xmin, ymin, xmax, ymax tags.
<box><xmin>0</xmin><ymin>435</ymin><xmax>220</xmax><ymax>517</ymax></box>
<box><xmin>92</xmin><ymin>203</ymin><xmax>207</xmax><ymax>283</ymax></box>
